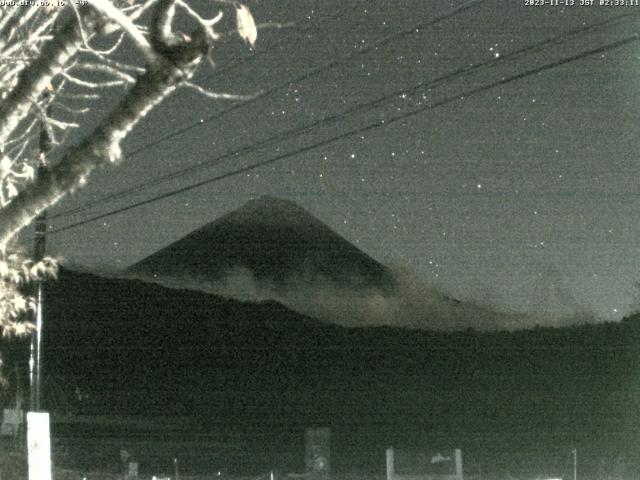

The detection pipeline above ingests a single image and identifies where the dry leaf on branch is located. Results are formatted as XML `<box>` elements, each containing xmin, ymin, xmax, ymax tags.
<box><xmin>235</xmin><ymin>3</ymin><xmax>257</xmax><ymax>48</ymax></box>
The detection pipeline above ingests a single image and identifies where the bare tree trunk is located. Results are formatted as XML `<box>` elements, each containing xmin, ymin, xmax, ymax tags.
<box><xmin>0</xmin><ymin>0</ymin><xmax>213</xmax><ymax>248</ymax></box>
<box><xmin>0</xmin><ymin>23</ymin><xmax>209</xmax><ymax>249</ymax></box>
<box><xmin>0</xmin><ymin>8</ymin><xmax>104</xmax><ymax>147</ymax></box>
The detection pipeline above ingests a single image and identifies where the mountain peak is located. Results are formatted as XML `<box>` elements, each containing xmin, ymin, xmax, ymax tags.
<box><xmin>244</xmin><ymin>195</ymin><xmax>296</xmax><ymax>208</ymax></box>
<box><xmin>128</xmin><ymin>197</ymin><xmax>397</xmax><ymax>294</ymax></box>
<box><xmin>231</xmin><ymin>196</ymin><xmax>323</xmax><ymax>227</ymax></box>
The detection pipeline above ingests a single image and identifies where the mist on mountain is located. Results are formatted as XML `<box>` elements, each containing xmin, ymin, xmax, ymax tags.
<box><xmin>122</xmin><ymin>197</ymin><xmax>590</xmax><ymax>329</ymax></box>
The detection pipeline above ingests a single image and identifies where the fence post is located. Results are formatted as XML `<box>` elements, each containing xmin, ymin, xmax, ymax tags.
<box><xmin>173</xmin><ymin>457</ymin><xmax>180</xmax><ymax>480</ymax></box>
<box><xmin>386</xmin><ymin>447</ymin><xmax>395</xmax><ymax>480</ymax></box>
<box><xmin>27</xmin><ymin>411</ymin><xmax>52</xmax><ymax>480</ymax></box>
<box><xmin>454</xmin><ymin>449</ymin><xmax>463</xmax><ymax>480</ymax></box>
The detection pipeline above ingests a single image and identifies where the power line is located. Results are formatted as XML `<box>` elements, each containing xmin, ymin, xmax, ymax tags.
<box><xmin>51</xmin><ymin>33</ymin><xmax>639</xmax><ymax>233</ymax></box>
<box><xmin>51</xmin><ymin>11</ymin><xmax>637</xmax><ymax>221</ymax></box>
<box><xmin>52</xmin><ymin>0</ymin><xmax>486</xmax><ymax>220</ymax></box>
<box><xmin>49</xmin><ymin>32</ymin><xmax>639</xmax><ymax>235</ymax></box>
<box><xmin>110</xmin><ymin>0</ymin><xmax>487</xmax><ymax>158</ymax></box>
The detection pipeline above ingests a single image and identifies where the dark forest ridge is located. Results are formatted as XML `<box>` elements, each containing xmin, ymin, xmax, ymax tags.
<box><xmin>29</xmin><ymin>267</ymin><xmax>640</xmax><ymax>475</ymax></box>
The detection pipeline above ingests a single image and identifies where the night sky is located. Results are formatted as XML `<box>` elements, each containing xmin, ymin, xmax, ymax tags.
<box><xmin>43</xmin><ymin>0</ymin><xmax>640</xmax><ymax>322</ymax></box>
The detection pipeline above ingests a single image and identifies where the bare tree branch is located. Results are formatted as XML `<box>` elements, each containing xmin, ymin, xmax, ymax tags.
<box><xmin>4</xmin><ymin>118</ymin><xmax>38</xmax><ymax>149</ymax></box>
<box><xmin>0</xmin><ymin>6</ymin><xmax>40</xmax><ymax>51</ymax></box>
<box><xmin>152</xmin><ymin>0</ymin><xmax>178</xmax><ymax>49</ymax></box>
<box><xmin>123</xmin><ymin>0</ymin><xmax>162</xmax><ymax>24</ymax></box>
<box><xmin>0</xmin><ymin>2</ymin><xmax>213</xmax><ymax>248</ymax></box>
<box><xmin>72</xmin><ymin>62</ymin><xmax>137</xmax><ymax>83</ymax></box>
<box><xmin>62</xmin><ymin>71</ymin><xmax>128</xmax><ymax>89</ymax></box>
<box><xmin>256</xmin><ymin>21</ymin><xmax>295</xmax><ymax>30</ymax></box>
<box><xmin>58</xmin><ymin>91</ymin><xmax>101</xmax><ymax>101</ymax></box>
<box><xmin>1</xmin><ymin>11</ymin><xmax>58</xmax><ymax>59</ymax></box>
<box><xmin>0</xmin><ymin>0</ymin><xmax>262</xmax><ymax>338</ymax></box>
<box><xmin>79</xmin><ymin>31</ymin><xmax>126</xmax><ymax>56</ymax></box>
<box><xmin>87</xmin><ymin>0</ymin><xmax>158</xmax><ymax>66</ymax></box>
<box><xmin>176</xmin><ymin>0</ymin><xmax>223</xmax><ymax>41</ymax></box>
<box><xmin>6</xmin><ymin>137</ymin><xmax>32</xmax><ymax>162</ymax></box>
<box><xmin>85</xmin><ymin>53</ymin><xmax>145</xmax><ymax>74</ymax></box>
<box><xmin>0</xmin><ymin>7</ymin><xmax>21</xmax><ymax>38</ymax></box>
<box><xmin>0</xmin><ymin>7</ymin><xmax>105</xmax><ymax>147</ymax></box>
<box><xmin>182</xmin><ymin>80</ymin><xmax>258</xmax><ymax>101</ymax></box>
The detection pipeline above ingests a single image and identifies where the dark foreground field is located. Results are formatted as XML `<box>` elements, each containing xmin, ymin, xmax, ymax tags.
<box><xmin>0</xmin><ymin>447</ymin><xmax>388</xmax><ymax>480</ymax></box>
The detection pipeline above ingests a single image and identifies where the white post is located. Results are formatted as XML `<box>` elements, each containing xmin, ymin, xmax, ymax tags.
<box><xmin>454</xmin><ymin>449</ymin><xmax>463</xmax><ymax>480</ymax></box>
<box><xmin>173</xmin><ymin>457</ymin><xmax>180</xmax><ymax>480</ymax></box>
<box><xmin>127</xmin><ymin>462</ymin><xmax>139</xmax><ymax>479</ymax></box>
<box><xmin>27</xmin><ymin>411</ymin><xmax>52</xmax><ymax>480</ymax></box>
<box><xmin>386</xmin><ymin>447</ymin><xmax>395</xmax><ymax>480</ymax></box>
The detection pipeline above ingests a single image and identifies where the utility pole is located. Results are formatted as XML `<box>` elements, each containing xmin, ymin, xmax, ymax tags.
<box><xmin>572</xmin><ymin>448</ymin><xmax>577</xmax><ymax>480</ymax></box>
<box><xmin>29</xmin><ymin>93</ymin><xmax>52</xmax><ymax>412</ymax></box>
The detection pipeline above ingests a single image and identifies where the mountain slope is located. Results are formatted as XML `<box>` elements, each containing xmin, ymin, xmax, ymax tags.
<box><xmin>124</xmin><ymin>196</ymin><xmax>559</xmax><ymax>329</ymax></box>
<box><xmin>127</xmin><ymin>196</ymin><xmax>397</xmax><ymax>292</ymax></box>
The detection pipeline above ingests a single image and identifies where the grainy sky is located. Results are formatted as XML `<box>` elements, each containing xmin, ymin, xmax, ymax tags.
<box><xmin>44</xmin><ymin>0</ymin><xmax>640</xmax><ymax>322</ymax></box>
